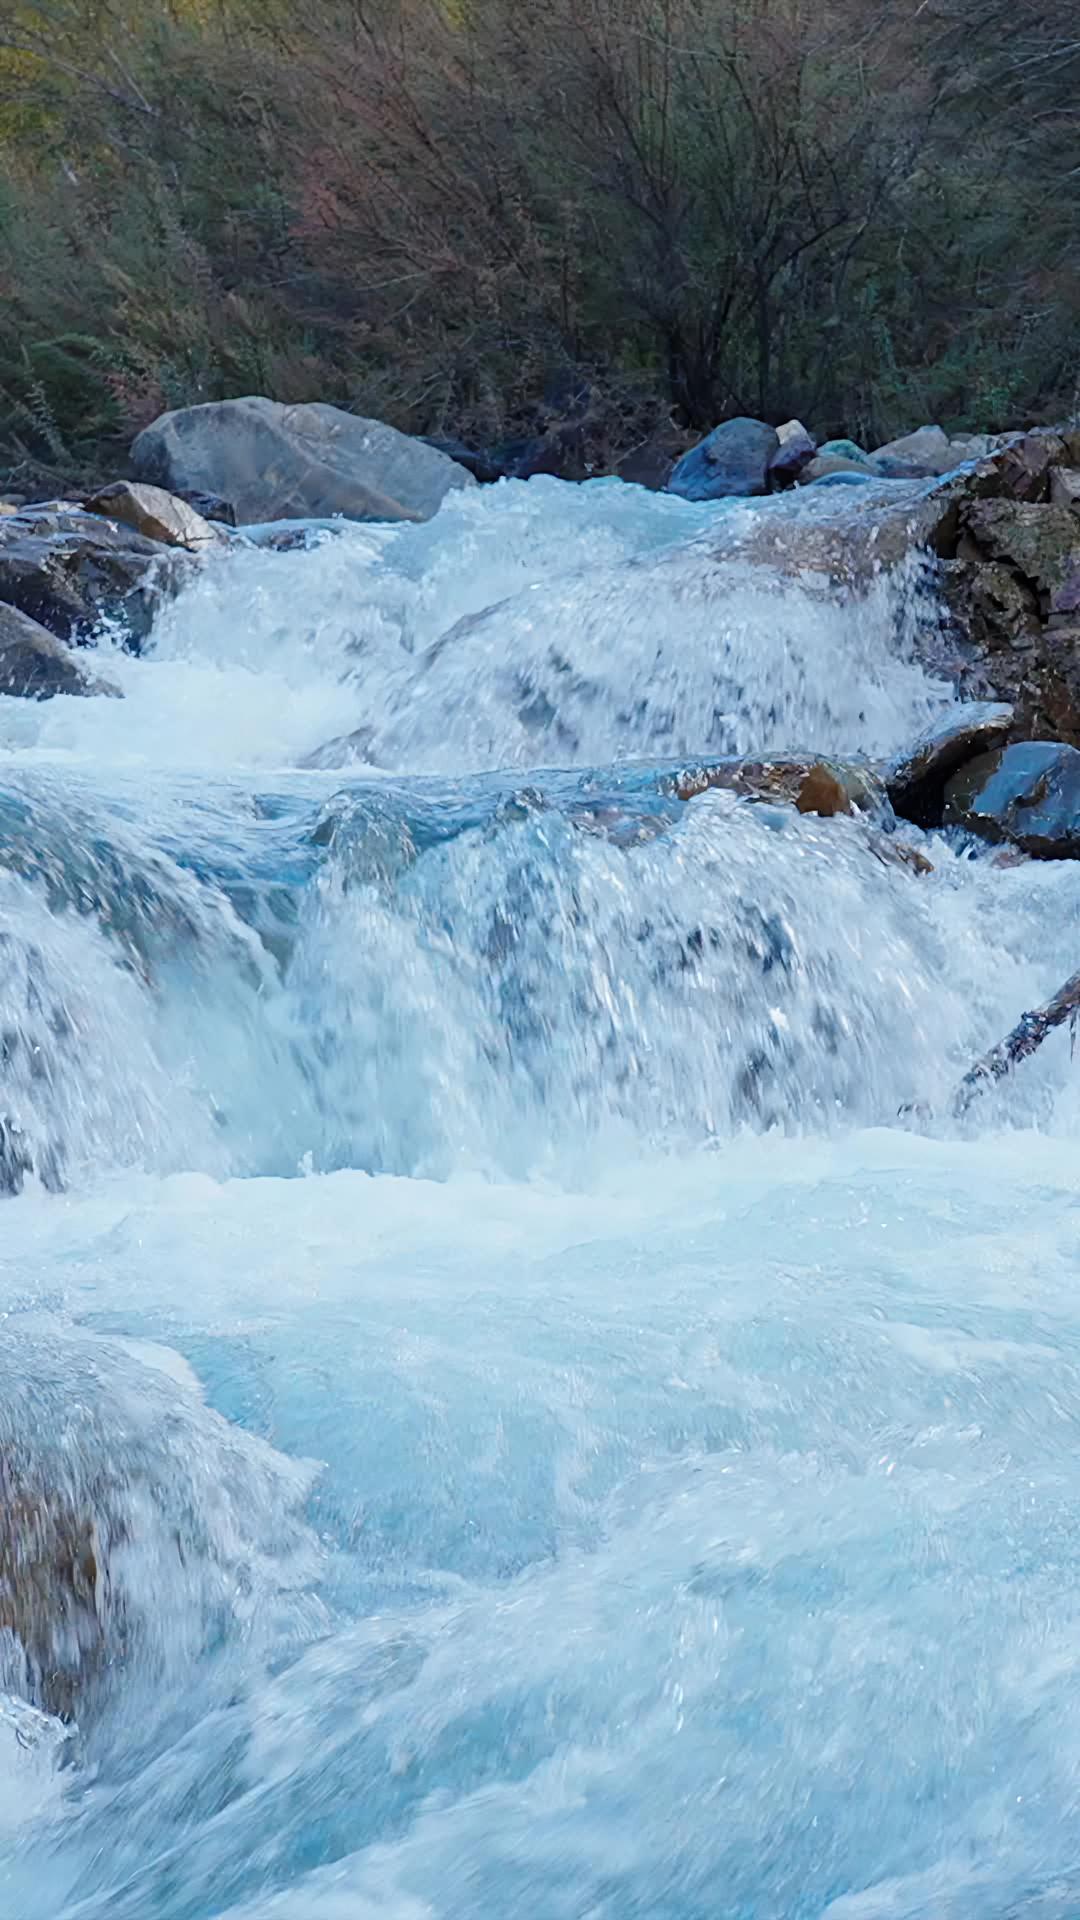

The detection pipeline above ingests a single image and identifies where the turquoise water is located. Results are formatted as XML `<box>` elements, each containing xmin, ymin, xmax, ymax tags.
<box><xmin>2</xmin><ymin>477</ymin><xmax>1080</xmax><ymax>1918</ymax></box>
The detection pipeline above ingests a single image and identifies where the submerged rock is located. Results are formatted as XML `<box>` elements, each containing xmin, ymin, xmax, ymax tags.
<box><xmin>944</xmin><ymin>739</ymin><xmax>1080</xmax><ymax>857</ymax></box>
<box><xmin>886</xmin><ymin>701</ymin><xmax>1014</xmax><ymax>827</ymax></box>
<box><xmin>671</xmin><ymin>754</ymin><xmax>885</xmax><ymax>817</ymax></box>
<box><xmin>667</xmin><ymin>417</ymin><xmax>779</xmax><ymax>501</ymax></box>
<box><xmin>0</xmin><ymin>1325</ymin><xmax>319</xmax><ymax>1725</ymax></box>
<box><xmin>0</xmin><ymin>1459</ymin><xmax>107</xmax><ymax>1721</ymax></box>
<box><xmin>83</xmin><ymin>479</ymin><xmax>221</xmax><ymax>552</ymax></box>
<box><xmin>131</xmin><ymin>396</ymin><xmax>476</xmax><ymax>526</ymax></box>
<box><xmin>0</xmin><ymin>503</ymin><xmax>184</xmax><ymax>647</ymax></box>
<box><xmin>0</xmin><ymin>601</ymin><xmax>120</xmax><ymax>699</ymax></box>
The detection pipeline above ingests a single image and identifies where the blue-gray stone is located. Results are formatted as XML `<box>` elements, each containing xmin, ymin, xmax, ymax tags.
<box><xmin>667</xmin><ymin>417</ymin><xmax>779</xmax><ymax>501</ymax></box>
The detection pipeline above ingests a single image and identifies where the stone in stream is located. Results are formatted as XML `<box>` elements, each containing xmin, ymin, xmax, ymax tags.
<box><xmin>83</xmin><ymin>479</ymin><xmax>221</xmax><ymax>552</ymax></box>
<box><xmin>944</xmin><ymin>739</ymin><xmax>1080</xmax><ymax>857</ymax></box>
<box><xmin>0</xmin><ymin>1325</ymin><xmax>319</xmax><ymax>1726</ymax></box>
<box><xmin>886</xmin><ymin>701</ymin><xmax>1014</xmax><ymax>827</ymax></box>
<box><xmin>0</xmin><ymin>1462</ymin><xmax>107</xmax><ymax>1722</ymax></box>
<box><xmin>671</xmin><ymin>754</ymin><xmax>885</xmax><ymax>817</ymax></box>
<box><xmin>870</xmin><ymin>424</ymin><xmax>956</xmax><ymax>477</ymax></box>
<box><xmin>667</xmin><ymin>417</ymin><xmax>779</xmax><ymax>501</ymax></box>
<box><xmin>801</xmin><ymin>442</ymin><xmax>875</xmax><ymax>483</ymax></box>
<box><xmin>767</xmin><ymin>419</ymin><xmax>816</xmax><ymax>488</ymax></box>
<box><xmin>131</xmin><ymin>396</ymin><xmax>476</xmax><ymax>526</ymax></box>
<box><xmin>0</xmin><ymin>601</ymin><xmax>121</xmax><ymax>699</ymax></box>
<box><xmin>0</xmin><ymin>502</ymin><xmax>186</xmax><ymax>648</ymax></box>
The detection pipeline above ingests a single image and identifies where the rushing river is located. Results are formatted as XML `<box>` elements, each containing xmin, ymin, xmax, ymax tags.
<box><xmin>4</xmin><ymin>475</ymin><xmax>1080</xmax><ymax>1918</ymax></box>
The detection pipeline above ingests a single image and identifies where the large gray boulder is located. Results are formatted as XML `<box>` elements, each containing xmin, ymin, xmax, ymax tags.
<box><xmin>667</xmin><ymin>417</ymin><xmax>779</xmax><ymax>501</ymax></box>
<box><xmin>130</xmin><ymin>396</ymin><xmax>476</xmax><ymax>526</ymax></box>
<box><xmin>0</xmin><ymin>601</ymin><xmax>120</xmax><ymax>699</ymax></box>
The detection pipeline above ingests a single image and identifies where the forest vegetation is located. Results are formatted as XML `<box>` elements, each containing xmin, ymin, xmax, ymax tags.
<box><xmin>1</xmin><ymin>0</ymin><xmax>1078</xmax><ymax>487</ymax></box>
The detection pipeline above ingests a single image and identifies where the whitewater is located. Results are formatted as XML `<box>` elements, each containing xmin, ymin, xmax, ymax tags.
<box><xmin>4</xmin><ymin>474</ymin><xmax>1080</xmax><ymax>1919</ymax></box>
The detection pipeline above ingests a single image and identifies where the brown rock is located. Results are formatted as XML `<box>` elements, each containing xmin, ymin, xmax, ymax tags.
<box><xmin>83</xmin><ymin>479</ymin><xmax>221</xmax><ymax>552</ymax></box>
<box><xmin>963</xmin><ymin>560</ymin><xmax>1041</xmax><ymax>652</ymax></box>
<box><xmin>959</xmin><ymin>499</ymin><xmax>1079</xmax><ymax>596</ymax></box>
<box><xmin>992</xmin><ymin>431</ymin><xmax>1068</xmax><ymax>503</ymax></box>
<box><xmin>0</xmin><ymin>1467</ymin><xmax>110</xmax><ymax>1721</ymax></box>
<box><xmin>673</xmin><ymin>755</ymin><xmax>883</xmax><ymax>816</ymax></box>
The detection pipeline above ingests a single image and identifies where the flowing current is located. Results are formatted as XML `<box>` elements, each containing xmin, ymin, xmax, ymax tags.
<box><xmin>4</xmin><ymin>476</ymin><xmax>1080</xmax><ymax>1918</ymax></box>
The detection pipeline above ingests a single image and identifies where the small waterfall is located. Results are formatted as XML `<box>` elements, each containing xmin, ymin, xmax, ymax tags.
<box><xmin>3</xmin><ymin>472</ymin><xmax>1080</xmax><ymax>1918</ymax></box>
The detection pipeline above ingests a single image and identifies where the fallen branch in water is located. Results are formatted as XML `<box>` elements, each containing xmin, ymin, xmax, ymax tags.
<box><xmin>954</xmin><ymin>968</ymin><xmax>1080</xmax><ymax>1114</ymax></box>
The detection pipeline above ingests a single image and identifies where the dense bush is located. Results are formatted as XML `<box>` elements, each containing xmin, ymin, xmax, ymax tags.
<box><xmin>1</xmin><ymin>0</ymin><xmax>1078</xmax><ymax>486</ymax></box>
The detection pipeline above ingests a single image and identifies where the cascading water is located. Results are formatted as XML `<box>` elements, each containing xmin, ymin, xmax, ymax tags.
<box><xmin>4</xmin><ymin>474</ymin><xmax>1080</xmax><ymax>1917</ymax></box>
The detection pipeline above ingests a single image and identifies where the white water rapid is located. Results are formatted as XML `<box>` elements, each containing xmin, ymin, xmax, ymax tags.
<box><xmin>4</xmin><ymin>475</ymin><xmax>1080</xmax><ymax>1919</ymax></box>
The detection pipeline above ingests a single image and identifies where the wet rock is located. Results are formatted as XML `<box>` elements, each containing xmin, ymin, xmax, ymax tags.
<box><xmin>767</xmin><ymin>420</ymin><xmax>816</xmax><ymax>488</ymax></box>
<box><xmin>83</xmin><ymin>479</ymin><xmax>221</xmax><ymax>552</ymax></box>
<box><xmin>944</xmin><ymin>739</ymin><xmax>1080</xmax><ymax>857</ymax></box>
<box><xmin>921</xmin><ymin>441</ymin><xmax>1080</xmax><ymax>738</ymax></box>
<box><xmin>0</xmin><ymin>1115</ymin><xmax>33</xmax><ymax>1194</ymax></box>
<box><xmin>131</xmin><ymin>396</ymin><xmax>475</xmax><ymax>525</ymax></box>
<box><xmin>0</xmin><ymin>1325</ymin><xmax>318</xmax><ymax>1726</ymax></box>
<box><xmin>672</xmin><ymin>754</ymin><xmax>884</xmax><ymax>817</ymax></box>
<box><xmin>0</xmin><ymin>503</ymin><xmax>184</xmax><ymax>647</ymax></box>
<box><xmin>667</xmin><ymin>417</ymin><xmax>779</xmax><ymax>501</ymax></box>
<box><xmin>944</xmin><ymin>558</ymin><xmax>1042</xmax><ymax>658</ymax></box>
<box><xmin>0</xmin><ymin>601</ymin><xmax>121</xmax><ymax>699</ymax></box>
<box><xmin>0</xmin><ymin>1465</ymin><xmax>107</xmax><ymax>1720</ymax></box>
<box><xmin>886</xmin><ymin>701</ymin><xmax>1013</xmax><ymax>827</ymax></box>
